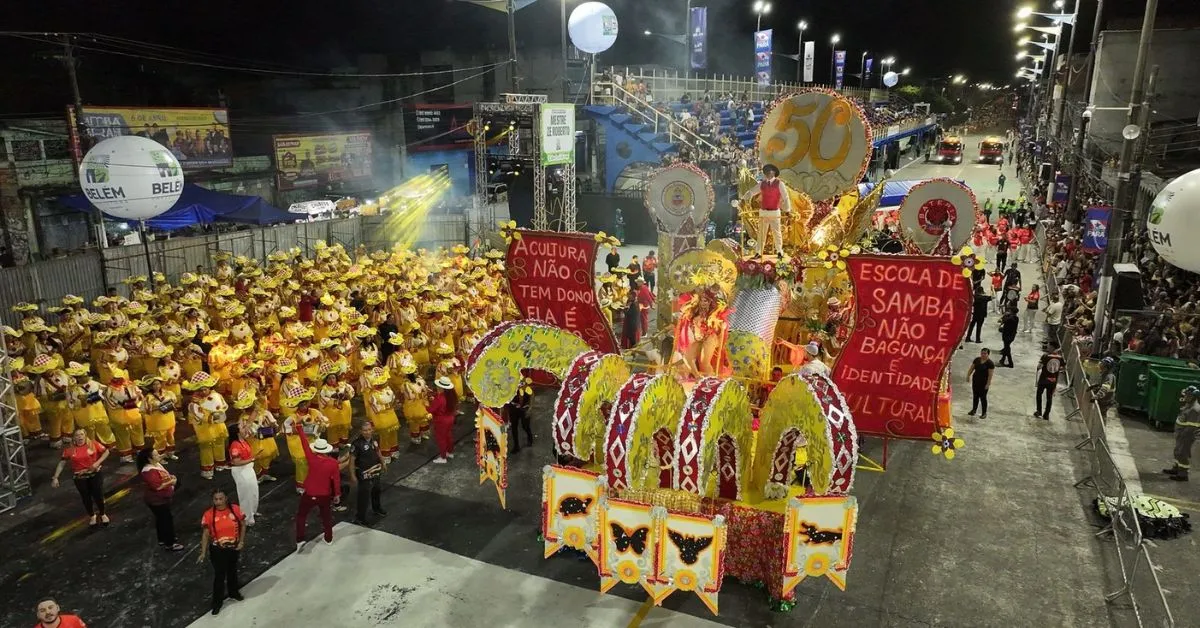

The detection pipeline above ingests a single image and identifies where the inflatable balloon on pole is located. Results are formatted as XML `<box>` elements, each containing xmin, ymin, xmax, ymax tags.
<box><xmin>1147</xmin><ymin>167</ymin><xmax>1200</xmax><ymax>273</ymax></box>
<box><xmin>568</xmin><ymin>2</ymin><xmax>619</xmax><ymax>54</ymax></box>
<box><xmin>882</xmin><ymin>71</ymin><xmax>899</xmax><ymax>88</ymax></box>
<box><xmin>79</xmin><ymin>135</ymin><xmax>185</xmax><ymax>285</ymax></box>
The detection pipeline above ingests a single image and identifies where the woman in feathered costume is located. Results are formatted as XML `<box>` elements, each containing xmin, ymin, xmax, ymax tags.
<box><xmin>671</xmin><ymin>271</ymin><xmax>733</xmax><ymax>378</ymax></box>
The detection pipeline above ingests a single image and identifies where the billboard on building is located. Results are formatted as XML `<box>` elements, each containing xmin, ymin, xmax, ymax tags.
<box><xmin>835</xmin><ymin>50</ymin><xmax>847</xmax><ymax>90</ymax></box>
<box><xmin>74</xmin><ymin>106</ymin><xmax>232</xmax><ymax>169</ymax></box>
<box><xmin>690</xmin><ymin>7</ymin><xmax>708</xmax><ymax>70</ymax></box>
<box><xmin>540</xmin><ymin>104</ymin><xmax>575</xmax><ymax>166</ymax></box>
<box><xmin>272</xmin><ymin>132</ymin><xmax>373</xmax><ymax>191</ymax></box>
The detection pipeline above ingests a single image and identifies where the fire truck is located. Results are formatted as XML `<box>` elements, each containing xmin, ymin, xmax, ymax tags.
<box><xmin>978</xmin><ymin>137</ymin><xmax>1005</xmax><ymax>164</ymax></box>
<box><xmin>937</xmin><ymin>136</ymin><xmax>964</xmax><ymax>164</ymax></box>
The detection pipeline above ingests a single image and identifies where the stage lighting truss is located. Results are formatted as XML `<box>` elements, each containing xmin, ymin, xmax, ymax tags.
<box><xmin>0</xmin><ymin>332</ymin><xmax>30</xmax><ymax>514</ymax></box>
<box><xmin>473</xmin><ymin>98</ymin><xmax>577</xmax><ymax>235</ymax></box>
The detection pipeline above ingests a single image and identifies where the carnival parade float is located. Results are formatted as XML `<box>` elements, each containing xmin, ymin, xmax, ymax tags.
<box><xmin>464</xmin><ymin>89</ymin><xmax>981</xmax><ymax>614</ymax></box>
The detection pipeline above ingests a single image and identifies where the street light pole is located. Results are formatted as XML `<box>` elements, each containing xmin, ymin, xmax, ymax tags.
<box><xmin>1064</xmin><ymin>0</ymin><xmax>1105</xmax><ymax>224</ymax></box>
<box><xmin>829</xmin><ymin>34</ymin><xmax>840</xmax><ymax>85</ymax></box>
<box><xmin>684</xmin><ymin>0</ymin><xmax>692</xmax><ymax>79</ymax></box>
<box><xmin>1096</xmin><ymin>0</ymin><xmax>1159</xmax><ymax>343</ymax></box>
<box><xmin>561</xmin><ymin>0</ymin><xmax>568</xmax><ymax>100</ymax></box>
<box><xmin>860</xmin><ymin>51</ymin><xmax>867</xmax><ymax>87</ymax></box>
<box><xmin>796</xmin><ymin>20</ymin><xmax>808</xmax><ymax>83</ymax></box>
<box><xmin>507</xmin><ymin>0</ymin><xmax>519</xmax><ymax>92</ymax></box>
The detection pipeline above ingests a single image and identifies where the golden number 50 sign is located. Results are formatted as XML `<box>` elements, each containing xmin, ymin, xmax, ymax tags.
<box><xmin>755</xmin><ymin>90</ymin><xmax>872</xmax><ymax>203</ymax></box>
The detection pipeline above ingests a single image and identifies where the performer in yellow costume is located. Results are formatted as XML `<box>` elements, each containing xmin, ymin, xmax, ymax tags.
<box><xmin>140</xmin><ymin>375</ymin><xmax>180</xmax><ymax>459</ymax></box>
<box><xmin>104</xmin><ymin>366</ymin><xmax>145</xmax><ymax>462</ymax></box>
<box><xmin>65</xmin><ymin>361</ymin><xmax>114</xmax><ymax>446</ymax></box>
<box><xmin>184</xmin><ymin>371</ymin><xmax>228</xmax><ymax>479</ymax></box>
<box><xmin>30</xmin><ymin>354</ymin><xmax>73</xmax><ymax>448</ymax></box>
<box><xmin>434</xmin><ymin>342</ymin><xmax>463</xmax><ymax>398</ymax></box>
<box><xmin>235</xmin><ymin>388</ymin><xmax>279</xmax><ymax>483</ymax></box>
<box><xmin>282</xmin><ymin>386</ymin><xmax>327</xmax><ymax>491</ymax></box>
<box><xmin>364</xmin><ymin>367</ymin><xmax>401</xmax><ymax>459</ymax></box>
<box><xmin>12</xmin><ymin>357</ymin><xmax>43</xmax><ymax>440</ymax></box>
<box><xmin>318</xmin><ymin>370</ymin><xmax>354</xmax><ymax>448</ymax></box>
<box><xmin>399</xmin><ymin>360</ymin><xmax>431</xmax><ymax>444</ymax></box>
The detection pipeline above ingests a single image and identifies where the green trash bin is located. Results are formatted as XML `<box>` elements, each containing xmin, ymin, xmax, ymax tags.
<box><xmin>1116</xmin><ymin>353</ymin><xmax>1192</xmax><ymax>413</ymax></box>
<box><xmin>1146</xmin><ymin>367</ymin><xmax>1200</xmax><ymax>428</ymax></box>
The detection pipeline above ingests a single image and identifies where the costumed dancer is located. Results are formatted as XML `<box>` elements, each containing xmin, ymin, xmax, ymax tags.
<box><xmin>738</xmin><ymin>163</ymin><xmax>792</xmax><ymax>258</ymax></box>
<box><xmin>34</xmin><ymin>354</ymin><xmax>74</xmax><ymax>448</ymax></box>
<box><xmin>282</xmin><ymin>386</ymin><xmax>327</xmax><ymax>492</ymax></box>
<box><xmin>236</xmin><ymin>389</ymin><xmax>279</xmax><ymax>483</ymax></box>
<box><xmin>66</xmin><ymin>361</ymin><xmax>114</xmax><ymax>446</ymax></box>
<box><xmin>104</xmin><ymin>366</ymin><xmax>145</xmax><ymax>462</ymax></box>
<box><xmin>435</xmin><ymin>342</ymin><xmax>463</xmax><ymax>398</ymax></box>
<box><xmin>671</xmin><ymin>277</ymin><xmax>733</xmax><ymax>378</ymax></box>
<box><xmin>400</xmin><ymin>360</ymin><xmax>431</xmax><ymax>444</ymax></box>
<box><xmin>363</xmin><ymin>367</ymin><xmax>401</xmax><ymax>459</ymax></box>
<box><xmin>185</xmin><ymin>371</ymin><xmax>229</xmax><ymax>480</ymax></box>
<box><xmin>12</xmin><ymin>357</ymin><xmax>44</xmax><ymax>440</ymax></box>
<box><xmin>140</xmin><ymin>375</ymin><xmax>179</xmax><ymax>460</ymax></box>
<box><xmin>318</xmin><ymin>370</ymin><xmax>354</xmax><ymax>448</ymax></box>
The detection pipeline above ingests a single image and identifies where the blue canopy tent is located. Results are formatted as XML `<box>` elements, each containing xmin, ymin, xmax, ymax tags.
<box><xmin>59</xmin><ymin>183</ymin><xmax>294</xmax><ymax>230</ymax></box>
<box><xmin>856</xmin><ymin>179</ymin><xmax>968</xmax><ymax>208</ymax></box>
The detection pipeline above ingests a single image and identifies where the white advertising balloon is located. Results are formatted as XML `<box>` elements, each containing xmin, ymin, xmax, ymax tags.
<box><xmin>568</xmin><ymin>2</ymin><xmax>619</xmax><ymax>54</ymax></box>
<box><xmin>883</xmin><ymin>71</ymin><xmax>899</xmax><ymax>88</ymax></box>
<box><xmin>79</xmin><ymin>135</ymin><xmax>184</xmax><ymax>221</ymax></box>
<box><xmin>1147</xmin><ymin>167</ymin><xmax>1200</xmax><ymax>272</ymax></box>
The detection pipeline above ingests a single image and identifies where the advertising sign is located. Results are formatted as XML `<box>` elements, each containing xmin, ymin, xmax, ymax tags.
<box><xmin>1052</xmin><ymin>173</ymin><xmax>1071</xmax><ymax>204</ymax></box>
<box><xmin>75</xmin><ymin>106</ymin><xmax>232</xmax><ymax>169</ymax></box>
<box><xmin>831</xmin><ymin>255</ymin><xmax>972</xmax><ymax>439</ymax></box>
<box><xmin>835</xmin><ymin>50</ymin><xmax>847</xmax><ymax>90</ymax></box>
<box><xmin>754</xmin><ymin>29</ymin><xmax>773</xmax><ymax>86</ymax></box>
<box><xmin>540</xmin><ymin>104</ymin><xmax>576</xmax><ymax>166</ymax></box>
<box><xmin>1083</xmin><ymin>206</ymin><xmax>1111</xmax><ymax>253</ymax></box>
<box><xmin>506</xmin><ymin>230</ymin><xmax>618</xmax><ymax>354</ymax></box>
<box><xmin>803</xmin><ymin>41</ymin><xmax>815</xmax><ymax>83</ymax></box>
<box><xmin>864</xmin><ymin>57</ymin><xmax>873</xmax><ymax>83</ymax></box>
<box><xmin>689</xmin><ymin>7</ymin><xmax>708</xmax><ymax>70</ymax></box>
<box><xmin>405</xmin><ymin>104</ymin><xmax>473</xmax><ymax>152</ymax></box>
<box><xmin>272</xmin><ymin>132</ymin><xmax>373</xmax><ymax>191</ymax></box>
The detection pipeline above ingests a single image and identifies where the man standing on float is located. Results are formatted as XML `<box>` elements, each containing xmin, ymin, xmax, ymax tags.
<box><xmin>739</xmin><ymin>163</ymin><xmax>791</xmax><ymax>258</ymax></box>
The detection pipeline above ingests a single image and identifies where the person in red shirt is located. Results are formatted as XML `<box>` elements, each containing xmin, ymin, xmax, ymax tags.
<box><xmin>635</xmin><ymin>277</ymin><xmax>655</xmax><ymax>335</ymax></box>
<box><xmin>50</xmin><ymin>429</ymin><xmax>110</xmax><ymax>527</ymax></box>
<box><xmin>34</xmin><ymin>598</ymin><xmax>86</xmax><ymax>628</ymax></box>
<box><xmin>197</xmin><ymin>488</ymin><xmax>245</xmax><ymax>616</ymax></box>
<box><xmin>430</xmin><ymin>377</ymin><xmax>459</xmax><ymax>463</ymax></box>
<box><xmin>297</xmin><ymin>291</ymin><xmax>318</xmax><ymax>323</ymax></box>
<box><xmin>642</xmin><ymin>250</ymin><xmax>658</xmax><ymax>291</ymax></box>
<box><xmin>137</xmin><ymin>447</ymin><xmax>183</xmax><ymax>551</ymax></box>
<box><xmin>294</xmin><ymin>427</ymin><xmax>341</xmax><ymax>548</ymax></box>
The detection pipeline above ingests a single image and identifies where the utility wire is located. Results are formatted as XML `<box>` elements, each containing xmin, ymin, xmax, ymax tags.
<box><xmin>1</xmin><ymin>32</ymin><xmax>512</xmax><ymax>78</ymax></box>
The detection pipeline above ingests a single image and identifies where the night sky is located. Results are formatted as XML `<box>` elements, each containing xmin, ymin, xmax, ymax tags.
<box><xmin>0</xmin><ymin>0</ymin><xmax>1195</xmax><ymax>113</ymax></box>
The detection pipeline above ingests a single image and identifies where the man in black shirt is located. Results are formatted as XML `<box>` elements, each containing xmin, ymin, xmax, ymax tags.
<box><xmin>1034</xmin><ymin>343</ymin><xmax>1064</xmax><ymax>420</ymax></box>
<box><xmin>995</xmin><ymin>236</ymin><xmax>1010</xmax><ymax>272</ymax></box>
<box><xmin>349</xmin><ymin>421</ymin><xmax>387</xmax><ymax>524</ymax></box>
<box><xmin>377</xmin><ymin>313</ymin><xmax>399</xmax><ymax>363</ymax></box>
<box><xmin>967</xmin><ymin>348</ymin><xmax>995</xmax><ymax>418</ymax></box>
<box><xmin>605</xmin><ymin>246</ymin><xmax>621</xmax><ymax>273</ymax></box>
<box><xmin>998</xmin><ymin>305</ymin><xmax>1019</xmax><ymax>367</ymax></box>
<box><xmin>968</xmin><ymin>289</ymin><xmax>992</xmax><ymax>343</ymax></box>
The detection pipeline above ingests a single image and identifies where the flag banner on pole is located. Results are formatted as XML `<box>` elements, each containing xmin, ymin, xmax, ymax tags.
<box><xmin>803</xmin><ymin>41</ymin><xmax>815</xmax><ymax>82</ymax></box>
<box><xmin>835</xmin><ymin>50</ymin><xmax>847</xmax><ymax>90</ymax></box>
<box><xmin>690</xmin><ymin>7</ymin><xmax>708</xmax><ymax>70</ymax></box>
<box><xmin>864</xmin><ymin>58</ymin><xmax>873</xmax><ymax>82</ymax></box>
<box><xmin>1083</xmin><ymin>207</ymin><xmax>1111</xmax><ymax>253</ymax></box>
<box><xmin>755</xmin><ymin>29</ymin><xmax>773</xmax><ymax>86</ymax></box>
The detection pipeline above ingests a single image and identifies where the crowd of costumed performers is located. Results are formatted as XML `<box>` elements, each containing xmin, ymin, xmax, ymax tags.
<box><xmin>8</xmin><ymin>242</ymin><xmax>519</xmax><ymax>521</ymax></box>
<box><xmin>456</xmin><ymin>89</ymin><xmax>981</xmax><ymax>615</ymax></box>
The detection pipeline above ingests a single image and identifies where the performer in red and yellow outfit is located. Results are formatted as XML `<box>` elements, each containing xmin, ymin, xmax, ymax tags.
<box><xmin>104</xmin><ymin>366</ymin><xmax>145</xmax><ymax>461</ymax></box>
<box><xmin>672</xmin><ymin>277</ymin><xmax>733</xmax><ymax>378</ymax></box>
<box><xmin>364</xmin><ymin>367</ymin><xmax>401</xmax><ymax>458</ymax></box>
<box><xmin>235</xmin><ymin>388</ymin><xmax>279</xmax><ymax>482</ymax></box>
<box><xmin>399</xmin><ymin>360</ymin><xmax>431</xmax><ymax>444</ymax></box>
<box><xmin>318</xmin><ymin>370</ymin><xmax>354</xmax><ymax>447</ymax></box>
<box><xmin>66</xmin><ymin>361</ymin><xmax>114</xmax><ymax>447</ymax></box>
<box><xmin>282</xmin><ymin>386</ymin><xmax>327</xmax><ymax>491</ymax></box>
<box><xmin>140</xmin><ymin>375</ymin><xmax>179</xmax><ymax>459</ymax></box>
<box><xmin>185</xmin><ymin>371</ymin><xmax>228</xmax><ymax>479</ymax></box>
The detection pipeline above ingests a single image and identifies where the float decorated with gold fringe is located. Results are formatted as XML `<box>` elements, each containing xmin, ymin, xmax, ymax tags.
<box><xmin>461</xmin><ymin>88</ymin><xmax>980</xmax><ymax>614</ymax></box>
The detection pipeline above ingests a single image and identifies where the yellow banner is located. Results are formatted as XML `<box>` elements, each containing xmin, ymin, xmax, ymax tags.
<box><xmin>273</xmin><ymin>132</ymin><xmax>373</xmax><ymax>191</ymax></box>
<box><xmin>79</xmin><ymin>107</ymin><xmax>232</xmax><ymax>169</ymax></box>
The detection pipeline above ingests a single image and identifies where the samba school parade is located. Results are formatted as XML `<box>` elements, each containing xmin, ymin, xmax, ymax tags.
<box><xmin>7</xmin><ymin>1</ymin><xmax>1198</xmax><ymax>627</ymax></box>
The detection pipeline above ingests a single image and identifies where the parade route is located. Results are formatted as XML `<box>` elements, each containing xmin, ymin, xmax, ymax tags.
<box><xmin>0</xmin><ymin>139</ymin><xmax>1145</xmax><ymax>628</ymax></box>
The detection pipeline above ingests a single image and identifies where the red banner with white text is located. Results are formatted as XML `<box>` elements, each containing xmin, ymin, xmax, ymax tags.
<box><xmin>831</xmin><ymin>255</ymin><xmax>972</xmax><ymax>439</ymax></box>
<box><xmin>506</xmin><ymin>231</ymin><xmax>618</xmax><ymax>356</ymax></box>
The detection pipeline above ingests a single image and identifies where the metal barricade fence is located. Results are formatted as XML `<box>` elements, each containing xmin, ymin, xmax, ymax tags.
<box><xmin>1063</xmin><ymin>311</ymin><xmax>1175</xmax><ymax>627</ymax></box>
